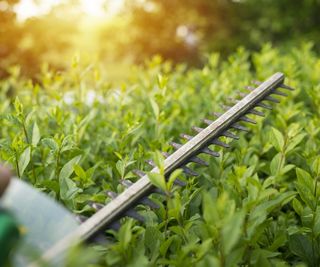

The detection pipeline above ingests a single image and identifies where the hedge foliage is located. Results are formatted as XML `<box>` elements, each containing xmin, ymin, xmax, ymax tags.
<box><xmin>0</xmin><ymin>44</ymin><xmax>320</xmax><ymax>266</ymax></box>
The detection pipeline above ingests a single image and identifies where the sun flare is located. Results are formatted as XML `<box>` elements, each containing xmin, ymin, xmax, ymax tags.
<box><xmin>14</xmin><ymin>0</ymin><xmax>123</xmax><ymax>21</ymax></box>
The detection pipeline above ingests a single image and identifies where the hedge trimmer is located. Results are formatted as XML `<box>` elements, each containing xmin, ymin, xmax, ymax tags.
<box><xmin>0</xmin><ymin>72</ymin><xmax>293</xmax><ymax>266</ymax></box>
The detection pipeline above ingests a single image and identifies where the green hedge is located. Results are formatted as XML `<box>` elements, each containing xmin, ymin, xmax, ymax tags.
<box><xmin>0</xmin><ymin>43</ymin><xmax>320</xmax><ymax>266</ymax></box>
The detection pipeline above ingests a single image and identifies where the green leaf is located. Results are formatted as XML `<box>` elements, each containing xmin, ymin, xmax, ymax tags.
<box><xmin>14</xmin><ymin>97</ymin><xmax>23</xmax><ymax>114</ymax></box>
<box><xmin>116</xmin><ymin>160</ymin><xmax>125</xmax><ymax>178</ymax></box>
<box><xmin>59</xmin><ymin>155</ymin><xmax>82</xmax><ymax>200</ymax></box>
<box><xmin>59</xmin><ymin>155</ymin><xmax>82</xmax><ymax>181</ymax></box>
<box><xmin>248</xmin><ymin>191</ymin><xmax>296</xmax><ymax>238</ymax></box>
<box><xmin>286</xmin><ymin>133</ymin><xmax>306</xmax><ymax>153</ymax></box>
<box><xmin>118</xmin><ymin>220</ymin><xmax>133</xmax><ymax>250</ymax></box>
<box><xmin>150</xmin><ymin>98</ymin><xmax>159</xmax><ymax>120</ymax></box>
<box><xmin>295</xmin><ymin>168</ymin><xmax>316</xmax><ymax>209</ymax></box>
<box><xmin>311</xmin><ymin>156</ymin><xmax>320</xmax><ymax>177</ymax></box>
<box><xmin>157</xmin><ymin>74</ymin><xmax>168</xmax><ymax>89</ymax></box>
<box><xmin>32</xmin><ymin>122</ymin><xmax>41</xmax><ymax>146</ymax></box>
<box><xmin>148</xmin><ymin>172</ymin><xmax>166</xmax><ymax>192</ymax></box>
<box><xmin>144</xmin><ymin>226</ymin><xmax>161</xmax><ymax>253</ymax></box>
<box><xmin>159</xmin><ymin>235</ymin><xmax>175</xmax><ymax>257</ymax></box>
<box><xmin>292</xmin><ymin>199</ymin><xmax>304</xmax><ymax>216</ymax></box>
<box><xmin>196</xmin><ymin>238</ymin><xmax>212</xmax><ymax>259</ymax></box>
<box><xmin>313</xmin><ymin>206</ymin><xmax>320</xmax><ymax>237</ymax></box>
<box><xmin>167</xmin><ymin>168</ymin><xmax>183</xmax><ymax>191</ymax></box>
<box><xmin>40</xmin><ymin>180</ymin><xmax>59</xmax><ymax>194</ymax></box>
<box><xmin>269</xmin><ymin>127</ymin><xmax>284</xmax><ymax>152</ymax></box>
<box><xmin>280</xmin><ymin>164</ymin><xmax>295</xmax><ymax>175</ymax></box>
<box><xmin>18</xmin><ymin>146</ymin><xmax>31</xmax><ymax>177</ymax></box>
<box><xmin>74</xmin><ymin>164</ymin><xmax>86</xmax><ymax>180</ymax></box>
<box><xmin>42</xmin><ymin>138</ymin><xmax>59</xmax><ymax>152</ymax></box>
<box><xmin>202</xmin><ymin>191</ymin><xmax>218</xmax><ymax>225</ymax></box>
<box><xmin>60</xmin><ymin>177</ymin><xmax>82</xmax><ymax>200</ymax></box>
<box><xmin>289</xmin><ymin>234</ymin><xmax>314</xmax><ymax>266</ymax></box>
<box><xmin>222</xmin><ymin>211</ymin><xmax>245</xmax><ymax>254</ymax></box>
<box><xmin>270</xmin><ymin>152</ymin><xmax>284</xmax><ymax>176</ymax></box>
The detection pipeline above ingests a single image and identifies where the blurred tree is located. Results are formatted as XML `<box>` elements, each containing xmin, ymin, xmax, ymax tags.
<box><xmin>0</xmin><ymin>0</ymin><xmax>80</xmax><ymax>79</ymax></box>
<box><xmin>103</xmin><ymin>0</ymin><xmax>235</xmax><ymax>65</ymax></box>
<box><xmin>18</xmin><ymin>3</ymin><xmax>80</xmax><ymax>77</ymax></box>
<box><xmin>99</xmin><ymin>0</ymin><xmax>320</xmax><ymax>65</ymax></box>
<box><xmin>236</xmin><ymin>0</ymin><xmax>320</xmax><ymax>51</ymax></box>
<box><xmin>0</xmin><ymin>0</ymin><xmax>22</xmax><ymax>78</ymax></box>
<box><xmin>1</xmin><ymin>0</ymin><xmax>320</xmax><ymax>78</ymax></box>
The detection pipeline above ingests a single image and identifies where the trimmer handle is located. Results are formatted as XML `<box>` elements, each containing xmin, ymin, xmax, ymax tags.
<box><xmin>0</xmin><ymin>165</ymin><xmax>20</xmax><ymax>266</ymax></box>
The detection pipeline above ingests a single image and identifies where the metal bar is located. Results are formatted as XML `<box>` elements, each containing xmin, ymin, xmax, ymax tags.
<box><xmin>37</xmin><ymin>72</ymin><xmax>285</xmax><ymax>264</ymax></box>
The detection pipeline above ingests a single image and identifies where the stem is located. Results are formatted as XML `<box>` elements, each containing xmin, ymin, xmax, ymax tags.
<box><xmin>22</xmin><ymin>123</ymin><xmax>30</xmax><ymax>144</ymax></box>
<box><xmin>219</xmin><ymin>237</ymin><xmax>225</xmax><ymax>267</ymax></box>
<box><xmin>277</xmin><ymin>152</ymin><xmax>285</xmax><ymax>175</ymax></box>
<box><xmin>55</xmin><ymin>148</ymin><xmax>61</xmax><ymax>181</ymax></box>
<box><xmin>15</xmin><ymin>151</ymin><xmax>21</xmax><ymax>178</ymax></box>
<box><xmin>22</xmin><ymin>122</ymin><xmax>37</xmax><ymax>183</ymax></box>
<box><xmin>277</xmin><ymin>134</ymin><xmax>287</xmax><ymax>176</ymax></box>
<box><xmin>164</xmin><ymin>194</ymin><xmax>170</xmax><ymax>240</ymax></box>
<box><xmin>30</xmin><ymin>146</ymin><xmax>37</xmax><ymax>183</ymax></box>
<box><xmin>311</xmin><ymin>178</ymin><xmax>319</xmax><ymax>265</ymax></box>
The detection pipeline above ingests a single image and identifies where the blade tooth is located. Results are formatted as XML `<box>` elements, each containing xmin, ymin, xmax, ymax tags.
<box><xmin>145</xmin><ymin>159</ymin><xmax>156</xmax><ymax>167</ymax></box>
<box><xmin>106</xmin><ymin>190</ymin><xmax>118</xmax><ymax>199</ymax></box>
<box><xmin>132</xmin><ymin>169</ymin><xmax>146</xmax><ymax>178</ymax></box>
<box><xmin>256</xmin><ymin>102</ymin><xmax>272</xmax><ymax>110</ymax></box>
<box><xmin>140</xmin><ymin>197</ymin><xmax>160</xmax><ymax>209</ymax></box>
<box><xmin>202</xmin><ymin>118</ymin><xmax>213</xmax><ymax>125</ymax></box>
<box><xmin>161</xmin><ymin>152</ymin><xmax>170</xmax><ymax>158</ymax></box>
<box><xmin>91</xmin><ymin>233</ymin><xmax>109</xmax><ymax>245</ymax></box>
<box><xmin>192</xmin><ymin>126</ymin><xmax>204</xmax><ymax>133</ymax></box>
<box><xmin>227</xmin><ymin>97</ymin><xmax>240</xmax><ymax>105</ymax></box>
<box><xmin>109</xmin><ymin>221</ymin><xmax>121</xmax><ymax>231</ymax></box>
<box><xmin>125</xmin><ymin>209</ymin><xmax>145</xmax><ymax>223</ymax></box>
<box><xmin>174</xmin><ymin>178</ymin><xmax>187</xmax><ymax>187</ymax></box>
<box><xmin>240</xmin><ymin>115</ymin><xmax>256</xmax><ymax>124</ymax></box>
<box><xmin>279</xmin><ymin>83</ymin><xmax>294</xmax><ymax>91</ymax></box>
<box><xmin>182</xmin><ymin>166</ymin><xmax>199</xmax><ymax>176</ymax></box>
<box><xmin>222</xmin><ymin>131</ymin><xmax>239</xmax><ymax>140</ymax></box>
<box><xmin>272</xmin><ymin>90</ymin><xmax>288</xmax><ymax>97</ymax></box>
<box><xmin>232</xmin><ymin>123</ymin><xmax>249</xmax><ymax>132</ymax></box>
<box><xmin>244</xmin><ymin>85</ymin><xmax>255</xmax><ymax>91</ymax></box>
<box><xmin>89</xmin><ymin>201</ymin><xmax>104</xmax><ymax>211</ymax></box>
<box><xmin>211</xmin><ymin>139</ymin><xmax>230</xmax><ymax>148</ymax></box>
<box><xmin>180</xmin><ymin>133</ymin><xmax>193</xmax><ymax>141</ymax></box>
<box><xmin>153</xmin><ymin>187</ymin><xmax>165</xmax><ymax>195</ymax></box>
<box><xmin>211</xmin><ymin>111</ymin><xmax>223</xmax><ymax>118</ymax></box>
<box><xmin>220</xmin><ymin>104</ymin><xmax>231</xmax><ymax>111</ymax></box>
<box><xmin>120</xmin><ymin>179</ymin><xmax>134</xmax><ymax>188</ymax></box>
<box><xmin>107</xmin><ymin>187</ymin><xmax>160</xmax><ymax>209</ymax></box>
<box><xmin>264</xmin><ymin>95</ymin><xmax>280</xmax><ymax>103</ymax></box>
<box><xmin>248</xmin><ymin>108</ymin><xmax>265</xmax><ymax>117</ymax></box>
<box><xmin>76</xmin><ymin>215</ymin><xmax>88</xmax><ymax>223</ymax></box>
<box><xmin>170</xmin><ymin>141</ymin><xmax>183</xmax><ymax>150</ymax></box>
<box><xmin>237</xmin><ymin>92</ymin><xmax>248</xmax><ymax>98</ymax></box>
<box><xmin>252</xmin><ymin>80</ymin><xmax>262</xmax><ymax>86</ymax></box>
<box><xmin>201</xmin><ymin>147</ymin><xmax>220</xmax><ymax>157</ymax></box>
<box><xmin>190</xmin><ymin>156</ymin><xmax>209</xmax><ymax>166</ymax></box>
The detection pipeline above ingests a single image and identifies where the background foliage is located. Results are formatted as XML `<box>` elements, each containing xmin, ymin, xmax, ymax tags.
<box><xmin>1</xmin><ymin>0</ymin><xmax>320</xmax><ymax>78</ymax></box>
<box><xmin>1</xmin><ymin>44</ymin><xmax>320</xmax><ymax>266</ymax></box>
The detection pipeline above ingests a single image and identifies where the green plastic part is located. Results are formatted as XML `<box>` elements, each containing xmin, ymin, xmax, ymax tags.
<box><xmin>0</xmin><ymin>209</ymin><xmax>20</xmax><ymax>266</ymax></box>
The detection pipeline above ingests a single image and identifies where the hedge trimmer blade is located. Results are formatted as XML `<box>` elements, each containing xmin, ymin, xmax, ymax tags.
<box><xmin>34</xmin><ymin>72</ymin><xmax>293</xmax><ymax>265</ymax></box>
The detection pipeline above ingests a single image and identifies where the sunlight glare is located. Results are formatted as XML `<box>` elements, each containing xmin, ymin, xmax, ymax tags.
<box><xmin>80</xmin><ymin>0</ymin><xmax>106</xmax><ymax>17</ymax></box>
<box><xmin>14</xmin><ymin>0</ymin><xmax>124</xmax><ymax>21</ymax></box>
<box><xmin>14</xmin><ymin>0</ymin><xmax>61</xmax><ymax>21</ymax></box>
